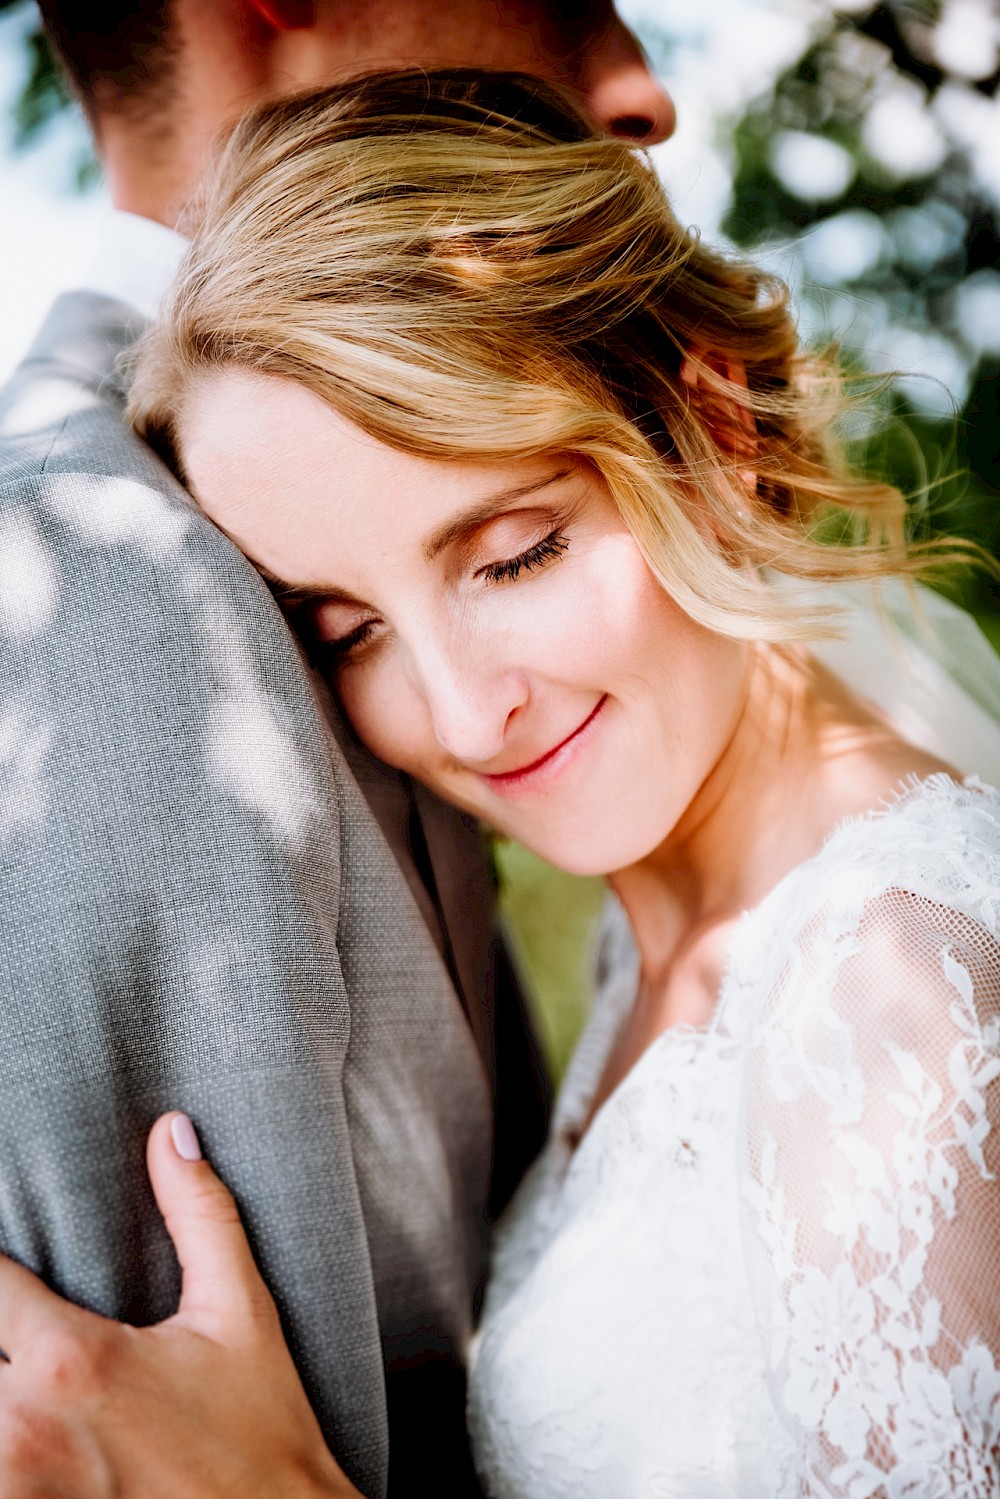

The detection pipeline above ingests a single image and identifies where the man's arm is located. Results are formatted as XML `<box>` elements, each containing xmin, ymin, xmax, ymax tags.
<box><xmin>0</xmin><ymin>449</ymin><xmax>390</xmax><ymax>1494</ymax></box>
<box><xmin>0</xmin><ymin>1113</ymin><xmax>359</xmax><ymax>1499</ymax></box>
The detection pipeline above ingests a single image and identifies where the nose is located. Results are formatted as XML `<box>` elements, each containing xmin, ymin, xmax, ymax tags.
<box><xmin>580</xmin><ymin>15</ymin><xmax>676</xmax><ymax>145</ymax></box>
<box><xmin>418</xmin><ymin>638</ymin><xmax>529</xmax><ymax>767</ymax></box>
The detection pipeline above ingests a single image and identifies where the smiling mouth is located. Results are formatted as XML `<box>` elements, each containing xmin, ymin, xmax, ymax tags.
<box><xmin>482</xmin><ymin>695</ymin><xmax>609</xmax><ymax>795</ymax></box>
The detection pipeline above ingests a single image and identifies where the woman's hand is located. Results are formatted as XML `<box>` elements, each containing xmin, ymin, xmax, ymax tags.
<box><xmin>0</xmin><ymin>1113</ymin><xmax>357</xmax><ymax>1499</ymax></box>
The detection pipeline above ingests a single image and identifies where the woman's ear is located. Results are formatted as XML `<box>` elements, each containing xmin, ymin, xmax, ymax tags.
<box><xmin>680</xmin><ymin>345</ymin><xmax>757</xmax><ymax>493</ymax></box>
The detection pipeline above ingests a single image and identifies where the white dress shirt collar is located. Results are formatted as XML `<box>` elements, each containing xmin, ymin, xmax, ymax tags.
<box><xmin>78</xmin><ymin>208</ymin><xmax>189</xmax><ymax>321</ymax></box>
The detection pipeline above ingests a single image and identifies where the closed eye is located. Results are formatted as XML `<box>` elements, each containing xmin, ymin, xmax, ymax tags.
<box><xmin>479</xmin><ymin>530</ymin><xmax>569</xmax><ymax>585</ymax></box>
<box><xmin>320</xmin><ymin>618</ymin><xmax>380</xmax><ymax>659</ymax></box>
<box><xmin>291</xmin><ymin>610</ymin><xmax>382</xmax><ymax>667</ymax></box>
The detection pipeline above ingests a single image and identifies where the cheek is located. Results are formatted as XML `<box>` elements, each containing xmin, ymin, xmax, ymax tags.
<box><xmin>542</xmin><ymin>533</ymin><xmax>681</xmax><ymax>689</ymax></box>
<box><xmin>336</xmin><ymin>656</ymin><xmax>429</xmax><ymax>773</ymax></box>
<box><xmin>335</xmin><ymin>533</ymin><xmax>680</xmax><ymax>759</ymax></box>
<box><xmin>332</xmin><ymin>525</ymin><xmax>720</xmax><ymax>792</ymax></box>
<box><xmin>489</xmin><ymin>531</ymin><xmax>665</xmax><ymax>685</ymax></box>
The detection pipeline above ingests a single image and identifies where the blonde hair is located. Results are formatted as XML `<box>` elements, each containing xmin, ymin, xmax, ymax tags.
<box><xmin>129</xmin><ymin>68</ymin><xmax>967</xmax><ymax>640</ymax></box>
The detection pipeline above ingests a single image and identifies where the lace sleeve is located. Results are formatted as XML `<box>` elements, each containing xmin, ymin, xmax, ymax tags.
<box><xmin>741</xmin><ymin>884</ymin><xmax>1000</xmax><ymax>1497</ymax></box>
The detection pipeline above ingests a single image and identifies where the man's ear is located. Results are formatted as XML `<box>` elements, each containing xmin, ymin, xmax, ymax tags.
<box><xmin>679</xmin><ymin>345</ymin><xmax>756</xmax><ymax>484</ymax></box>
<box><xmin>245</xmin><ymin>0</ymin><xmax>317</xmax><ymax>30</ymax></box>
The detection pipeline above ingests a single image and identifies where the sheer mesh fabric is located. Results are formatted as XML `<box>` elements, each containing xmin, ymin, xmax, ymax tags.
<box><xmin>742</xmin><ymin>791</ymin><xmax>1000</xmax><ymax>1497</ymax></box>
<box><xmin>470</xmin><ymin>778</ymin><xmax>1000</xmax><ymax>1498</ymax></box>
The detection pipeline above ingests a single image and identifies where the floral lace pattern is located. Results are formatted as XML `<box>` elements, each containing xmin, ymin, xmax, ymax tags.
<box><xmin>469</xmin><ymin>777</ymin><xmax>1000</xmax><ymax>1498</ymax></box>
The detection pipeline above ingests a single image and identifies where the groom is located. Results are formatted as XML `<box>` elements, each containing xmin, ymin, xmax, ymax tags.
<box><xmin>0</xmin><ymin>3</ymin><xmax>672</xmax><ymax>1494</ymax></box>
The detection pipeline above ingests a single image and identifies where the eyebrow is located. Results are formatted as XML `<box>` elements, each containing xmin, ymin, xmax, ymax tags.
<box><xmin>423</xmin><ymin>467</ymin><xmax>573</xmax><ymax>561</ymax></box>
<box><xmin>253</xmin><ymin>465</ymin><xmax>573</xmax><ymax>600</ymax></box>
<box><xmin>254</xmin><ymin>563</ymin><xmax>363</xmax><ymax>608</ymax></box>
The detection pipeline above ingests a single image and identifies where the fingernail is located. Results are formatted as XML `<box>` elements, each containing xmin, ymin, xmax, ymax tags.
<box><xmin>170</xmin><ymin>1114</ymin><xmax>203</xmax><ymax>1162</ymax></box>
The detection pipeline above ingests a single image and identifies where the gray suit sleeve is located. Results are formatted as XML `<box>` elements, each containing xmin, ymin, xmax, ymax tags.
<box><xmin>0</xmin><ymin>464</ymin><xmax>389</xmax><ymax>1495</ymax></box>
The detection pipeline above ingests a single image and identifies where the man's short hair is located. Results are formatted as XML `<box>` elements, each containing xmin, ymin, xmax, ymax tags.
<box><xmin>36</xmin><ymin>1</ymin><xmax>176</xmax><ymax>122</ymax></box>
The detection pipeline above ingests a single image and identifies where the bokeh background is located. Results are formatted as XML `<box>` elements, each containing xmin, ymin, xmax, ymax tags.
<box><xmin>1</xmin><ymin>0</ymin><xmax>997</xmax><ymax>1079</ymax></box>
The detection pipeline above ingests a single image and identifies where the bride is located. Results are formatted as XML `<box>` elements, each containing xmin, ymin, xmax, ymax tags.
<box><xmin>1</xmin><ymin>69</ymin><xmax>998</xmax><ymax>1499</ymax></box>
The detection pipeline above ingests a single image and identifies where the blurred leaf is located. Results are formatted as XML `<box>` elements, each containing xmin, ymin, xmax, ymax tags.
<box><xmin>0</xmin><ymin>0</ymin><xmax>70</xmax><ymax>145</ymax></box>
<box><xmin>1</xmin><ymin>0</ymin><xmax>98</xmax><ymax>185</ymax></box>
<box><xmin>12</xmin><ymin>20</ymin><xmax>69</xmax><ymax>146</ymax></box>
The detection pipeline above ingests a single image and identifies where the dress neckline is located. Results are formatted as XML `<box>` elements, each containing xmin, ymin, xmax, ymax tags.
<box><xmin>557</xmin><ymin>772</ymin><xmax>994</xmax><ymax>1172</ymax></box>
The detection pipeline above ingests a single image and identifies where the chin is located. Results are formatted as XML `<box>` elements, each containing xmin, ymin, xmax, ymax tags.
<box><xmin>509</xmin><ymin>816</ymin><xmax>666</xmax><ymax>881</ymax></box>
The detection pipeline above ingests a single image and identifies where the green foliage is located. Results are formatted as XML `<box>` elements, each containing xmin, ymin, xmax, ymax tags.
<box><xmin>0</xmin><ymin>0</ymin><xmax>64</xmax><ymax>144</ymax></box>
<box><xmin>495</xmin><ymin>840</ymin><xmax>605</xmax><ymax>1083</ymax></box>
<box><xmin>12</xmin><ymin>17</ymin><xmax>67</xmax><ymax>145</ymax></box>
<box><xmin>725</xmin><ymin>2</ymin><xmax>997</xmax><ymax>299</ymax></box>
<box><xmin>720</xmin><ymin>0</ymin><xmax>1000</xmax><ymax>627</ymax></box>
<box><xmin>0</xmin><ymin>0</ymin><xmax>97</xmax><ymax>185</ymax></box>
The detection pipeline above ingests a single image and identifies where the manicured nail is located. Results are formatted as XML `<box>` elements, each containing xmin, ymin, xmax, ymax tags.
<box><xmin>170</xmin><ymin>1114</ymin><xmax>203</xmax><ymax>1162</ymax></box>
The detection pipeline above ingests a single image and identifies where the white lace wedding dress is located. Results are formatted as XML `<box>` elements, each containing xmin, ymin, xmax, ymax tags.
<box><xmin>468</xmin><ymin>586</ymin><xmax>1000</xmax><ymax>1499</ymax></box>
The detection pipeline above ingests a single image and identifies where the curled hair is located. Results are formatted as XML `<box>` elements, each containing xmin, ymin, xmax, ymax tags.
<box><xmin>130</xmin><ymin>68</ymin><xmax>969</xmax><ymax>640</ymax></box>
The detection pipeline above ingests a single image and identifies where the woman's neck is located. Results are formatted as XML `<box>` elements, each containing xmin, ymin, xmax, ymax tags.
<box><xmin>607</xmin><ymin>643</ymin><xmax>953</xmax><ymax>993</ymax></box>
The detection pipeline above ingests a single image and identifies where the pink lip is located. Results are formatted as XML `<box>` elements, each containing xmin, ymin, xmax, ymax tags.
<box><xmin>482</xmin><ymin>696</ymin><xmax>608</xmax><ymax>797</ymax></box>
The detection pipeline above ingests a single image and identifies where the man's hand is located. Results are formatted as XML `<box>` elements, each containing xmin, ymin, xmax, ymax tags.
<box><xmin>0</xmin><ymin>1113</ymin><xmax>357</xmax><ymax>1499</ymax></box>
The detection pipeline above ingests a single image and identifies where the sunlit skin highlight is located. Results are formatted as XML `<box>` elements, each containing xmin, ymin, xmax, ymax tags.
<box><xmin>180</xmin><ymin>369</ymin><xmax>958</xmax><ymax>1111</ymax></box>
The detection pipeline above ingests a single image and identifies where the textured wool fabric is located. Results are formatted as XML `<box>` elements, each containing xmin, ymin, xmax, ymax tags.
<box><xmin>0</xmin><ymin>291</ymin><xmax>545</xmax><ymax>1497</ymax></box>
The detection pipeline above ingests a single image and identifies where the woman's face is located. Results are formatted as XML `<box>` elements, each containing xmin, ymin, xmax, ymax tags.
<box><xmin>180</xmin><ymin>371</ymin><xmax>748</xmax><ymax>876</ymax></box>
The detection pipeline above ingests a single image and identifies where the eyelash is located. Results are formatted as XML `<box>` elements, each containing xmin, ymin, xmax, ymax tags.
<box><xmin>315</xmin><ymin>619</ymin><xmax>378</xmax><ymax>663</ymax></box>
<box><xmin>308</xmin><ymin>529</ymin><xmax>570</xmax><ymax>664</ymax></box>
<box><xmin>481</xmin><ymin>530</ymin><xmax>569</xmax><ymax>584</ymax></box>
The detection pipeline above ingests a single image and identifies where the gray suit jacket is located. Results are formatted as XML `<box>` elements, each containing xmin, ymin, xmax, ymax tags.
<box><xmin>0</xmin><ymin>292</ymin><xmax>547</xmax><ymax>1497</ymax></box>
